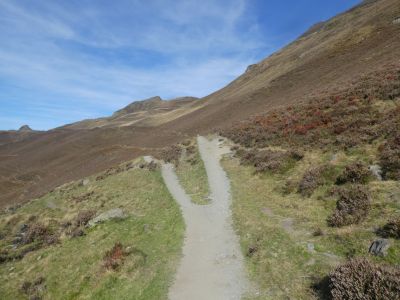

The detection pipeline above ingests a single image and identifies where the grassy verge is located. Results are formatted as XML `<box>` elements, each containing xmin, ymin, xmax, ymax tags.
<box><xmin>0</xmin><ymin>159</ymin><xmax>184</xmax><ymax>300</ymax></box>
<box><xmin>176</xmin><ymin>140</ymin><xmax>210</xmax><ymax>205</ymax></box>
<box><xmin>222</xmin><ymin>147</ymin><xmax>400</xmax><ymax>299</ymax></box>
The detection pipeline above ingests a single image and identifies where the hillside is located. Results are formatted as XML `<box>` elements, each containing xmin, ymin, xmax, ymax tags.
<box><xmin>2</xmin><ymin>1</ymin><xmax>400</xmax><ymax>299</ymax></box>
<box><xmin>1</xmin><ymin>0</ymin><xmax>399</xmax><ymax>209</ymax></box>
<box><xmin>0</xmin><ymin>126</ymin><xmax>39</xmax><ymax>147</ymax></box>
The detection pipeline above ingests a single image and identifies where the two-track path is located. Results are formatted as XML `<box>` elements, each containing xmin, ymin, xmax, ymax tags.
<box><xmin>162</xmin><ymin>136</ymin><xmax>249</xmax><ymax>300</ymax></box>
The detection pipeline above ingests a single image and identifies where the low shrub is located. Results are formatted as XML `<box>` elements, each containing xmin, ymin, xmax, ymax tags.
<box><xmin>160</xmin><ymin>145</ymin><xmax>182</xmax><ymax>165</ymax></box>
<box><xmin>64</xmin><ymin>210</ymin><xmax>96</xmax><ymax>239</ymax></box>
<box><xmin>20</xmin><ymin>277</ymin><xmax>46</xmax><ymax>300</ymax></box>
<box><xmin>69</xmin><ymin>227</ymin><xmax>85</xmax><ymax>238</ymax></box>
<box><xmin>74</xmin><ymin>210</ymin><xmax>96</xmax><ymax>227</ymax></box>
<box><xmin>298</xmin><ymin>164</ymin><xmax>336</xmax><ymax>197</ymax></box>
<box><xmin>103</xmin><ymin>242</ymin><xmax>129</xmax><ymax>270</ymax></box>
<box><xmin>336</xmin><ymin>161</ymin><xmax>372</xmax><ymax>185</ymax></box>
<box><xmin>72</xmin><ymin>191</ymin><xmax>95</xmax><ymax>203</ymax></box>
<box><xmin>237</xmin><ymin>148</ymin><xmax>301</xmax><ymax>174</ymax></box>
<box><xmin>319</xmin><ymin>258</ymin><xmax>400</xmax><ymax>300</ymax></box>
<box><xmin>377</xmin><ymin>217</ymin><xmax>400</xmax><ymax>239</ymax></box>
<box><xmin>23</xmin><ymin>223</ymin><xmax>58</xmax><ymax>246</ymax></box>
<box><xmin>139</xmin><ymin>161</ymin><xmax>158</xmax><ymax>171</ymax></box>
<box><xmin>95</xmin><ymin>165</ymin><xmax>127</xmax><ymax>181</ymax></box>
<box><xmin>379</xmin><ymin>134</ymin><xmax>400</xmax><ymax>180</ymax></box>
<box><xmin>327</xmin><ymin>185</ymin><xmax>371</xmax><ymax>227</ymax></box>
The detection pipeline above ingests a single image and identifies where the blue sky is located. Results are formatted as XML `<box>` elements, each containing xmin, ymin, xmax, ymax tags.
<box><xmin>0</xmin><ymin>0</ymin><xmax>361</xmax><ymax>130</ymax></box>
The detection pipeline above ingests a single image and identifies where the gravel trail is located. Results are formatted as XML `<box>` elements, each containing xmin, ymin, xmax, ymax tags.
<box><xmin>163</xmin><ymin>136</ymin><xmax>249</xmax><ymax>300</ymax></box>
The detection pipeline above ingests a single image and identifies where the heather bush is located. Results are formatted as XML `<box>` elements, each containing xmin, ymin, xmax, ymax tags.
<box><xmin>72</xmin><ymin>191</ymin><xmax>94</xmax><ymax>203</ymax></box>
<box><xmin>379</xmin><ymin>134</ymin><xmax>400</xmax><ymax>180</ymax></box>
<box><xmin>298</xmin><ymin>165</ymin><xmax>336</xmax><ymax>197</ymax></box>
<box><xmin>160</xmin><ymin>145</ymin><xmax>182</xmax><ymax>165</ymax></box>
<box><xmin>327</xmin><ymin>185</ymin><xmax>371</xmax><ymax>227</ymax></box>
<box><xmin>335</xmin><ymin>161</ymin><xmax>372</xmax><ymax>185</ymax></box>
<box><xmin>321</xmin><ymin>258</ymin><xmax>400</xmax><ymax>300</ymax></box>
<box><xmin>139</xmin><ymin>161</ymin><xmax>157</xmax><ymax>171</ymax></box>
<box><xmin>74</xmin><ymin>210</ymin><xmax>96</xmax><ymax>227</ymax></box>
<box><xmin>23</xmin><ymin>223</ymin><xmax>58</xmax><ymax>245</ymax></box>
<box><xmin>237</xmin><ymin>148</ymin><xmax>301</xmax><ymax>173</ymax></box>
<box><xmin>377</xmin><ymin>217</ymin><xmax>400</xmax><ymax>239</ymax></box>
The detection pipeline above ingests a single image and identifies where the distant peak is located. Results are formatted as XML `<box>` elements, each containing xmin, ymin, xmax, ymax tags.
<box><xmin>18</xmin><ymin>125</ymin><xmax>32</xmax><ymax>132</ymax></box>
<box><xmin>113</xmin><ymin>96</ymin><xmax>163</xmax><ymax>116</ymax></box>
<box><xmin>113</xmin><ymin>96</ymin><xmax>198</xmax><ymax>117</ymax></box>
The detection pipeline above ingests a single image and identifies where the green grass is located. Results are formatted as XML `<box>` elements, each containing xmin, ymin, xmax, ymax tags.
<box><xmin>176</xmin><ymin>140</ymin><xmax>210</xmax><ymax>205</ymax></box>
<box><xmin>0</xmin><ymin>159</ymin><xmax>184</xmax><ymax>300</ymax></box>
<box><xmin>222</xmin><ymin>147</ymin><xmax>400</xmax><ymax>299</ymax></box>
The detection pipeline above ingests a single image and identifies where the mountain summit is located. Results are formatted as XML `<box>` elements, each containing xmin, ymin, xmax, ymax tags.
<box><xmin>18</xmin><ymin>125</ymin><xmax>33</xmax><ymax>132</ymax></box>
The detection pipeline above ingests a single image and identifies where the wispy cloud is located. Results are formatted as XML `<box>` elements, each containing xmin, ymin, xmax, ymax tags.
<box><xmin>0</xmin><ymin>0</ymin><xmax>268</xmax><ymax>130</ymax></box>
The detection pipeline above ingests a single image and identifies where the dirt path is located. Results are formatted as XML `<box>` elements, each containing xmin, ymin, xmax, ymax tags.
<box><xmin>163</xmin><ymin>136</ymin><xmax>249</xmax><ymax>300</ymax></box>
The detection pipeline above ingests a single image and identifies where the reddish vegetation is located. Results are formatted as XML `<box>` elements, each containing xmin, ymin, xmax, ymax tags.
<box><xmin>103</xmin><ymin>242</ymin><xmax>129</xmax><ymax>270</ymax></box>
<box><xmin>223</xmin><ymin>65</ymin><xmax>400</xmax><ymax>152</ymax></box>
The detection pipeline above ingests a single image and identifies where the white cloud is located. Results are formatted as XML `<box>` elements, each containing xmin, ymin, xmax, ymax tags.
<box><xmin>0</xmin><ymin>0</ymin><xmax>268</xmax><ymax>129</ymax></box>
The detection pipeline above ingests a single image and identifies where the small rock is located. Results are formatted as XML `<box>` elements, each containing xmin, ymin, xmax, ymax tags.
<box><xmin>46</xmin><ymin>200</ymin><xmax>57</xmax><ymax>209</ymax></box>
<box><xmin>369</xmin><ymin>239</ymin><xmax>390</xmax><ymax>257</ymax></box>
<box><xmin>79</xmin><ymin>179</ymin><xmax>90</xmax><ymax>187</ymax></box>
<box><xmin>281</xmin><ymin>218</ymin><xmax>293</xmax><ymax>233</ymax></box>
<box><xmin>393</xmin><ymin>17</ymin><xmax>400</xmax><ymax>25</ymax></box>
<box><xmin>305</xmin><ymin>258</ymin><xmax>316</xmax><ymax>266</ymax></box>
<box><xmin>88</xmin><ymin>208</ymin><xmax>125</xmax><ymax>227</ymax></box>
<box><xmin>369</xmin><ymin>165</ymin><xmax>382</xmax><ymax>181</ymax></box>
<box><xmin>19</xmin><ymin>224</ymin><xmax>28</xmax><ymax>233</ymax></box>
<box><xmin>261</xmin><ymin>207</ymin><xmax>274</xmax><ymax>217</ymax></box>
<box><xmin>143</xmin><ymin>156</ymin><xmax>153</xmax><ymax>163</ymax></box>
<box><xmin>330</xmin><ymin>153</ymin><xmax>339</xmax><ymax>163</ymax></box>
<box><xmin>307</xmin><ymin>243</ymin><xmax>315</xmax><ymax>253</ymax></box>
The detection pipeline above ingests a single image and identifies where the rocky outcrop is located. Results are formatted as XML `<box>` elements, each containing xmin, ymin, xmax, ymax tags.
<box><xmin>88</xmin><ymin>208</ymin><xmax>125</xmax><ymax>227</ymax></box>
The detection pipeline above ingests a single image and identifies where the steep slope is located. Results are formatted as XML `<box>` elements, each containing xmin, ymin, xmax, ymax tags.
<box><xmin>161</xmin><ymin>0</ymin><xmax>400</xmax><ymax>133</ymax></box>
<box><xmin>1</xmin><ymin>0</ymin><xmax>399</xmax><ymax>208</ymax></box>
